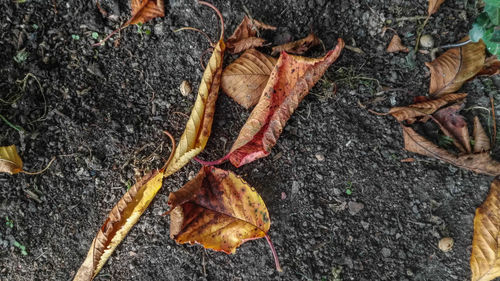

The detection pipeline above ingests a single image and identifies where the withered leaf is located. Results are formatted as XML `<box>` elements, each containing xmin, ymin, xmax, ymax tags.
<box><xmin>388</xmin><ymin>93</ymin><xmax>467</xmax><ymax>123</ymax></box>
<box><xmin>433</xmin><ymin>102</ymin><xmax>471</xmax><ymax>153</ymax></box>
<box><xmin>0</xmin><ymin>145</ymin><xmax>23</xmax><ymax>175</ymax></box>
<box><xmin>96</xmin><ymin>0</ymin><xmax>165</xmax><ymax>45</ymax></box>
<box><xmin>227</xmin><ymin>38</ymin><xmax>344</xmax><ymax>167</ymax></box>
<box><xmin>167</xmin><ymin>166</ymin><xmax>281</xmax><ymax>270</ymax></box>
<box><xmin>425</xmin><ymin>38</ymin><xmax>485</xmax><ymax>97</ymax></box>
<box><xmin>471</xmin><ymin>177</ymin><xmax>500</xmax><ymax>281</ymax></box>
<box><xmin>477</xmin><ymin>55</ymin><xmax>500</xmax><ymax>76</ymax></box>
<box><xmin>387</xmin><ymin>34</ymin><xmax>409</xmax><ymax>53</ymax></box>
<box><xmin>402</xmin><ymin>125</ymin><xmax>500</xmax><ymax>176</ymax></box>
<box><xmin>221</xmin><ymin>48</ymin><xmax>277</xmax><ymax>109</ymax></box>
<box><xmin>473</xmin><ymin>116</ymin><xmax>491</xmax><ymax>153</ymax></box>
<box><xmin>226</xmin><ymin>15</ymin><xmax>276</xmax><ymax>54</ymax></box>
<box><xmin>428</xmin><ymin>0</ymin><xmax>445</xmax><ymax>15</ymax></box>
<box><xmin>271</xmin><ymin>33</ymin><xmax>322</xmax><ymax>56</ymax></box>
<box><xmin>74</xmin><ymin>170</ymin><xmax>165</xmax><ymax>281</ymax></box>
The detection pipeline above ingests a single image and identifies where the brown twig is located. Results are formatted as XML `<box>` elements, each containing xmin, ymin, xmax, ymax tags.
<box><xmin>160</xmin><ymin>130</ymin><xmax>176</xmax><ymax>172</ymax></box>
<box><xmin>21</xmin><ymin>157</ymin><xmax>56</xmax><ymax>175</ymax></box>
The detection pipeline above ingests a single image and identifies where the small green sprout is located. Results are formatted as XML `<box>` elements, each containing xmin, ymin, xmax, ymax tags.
<box><xmin>13</xmin><ymin>241</ymin><xmax>28</xmax><ymax>256</ymax></box>
<box><xmin>71</xmin><ymin>34</ymin><xmax>80</xmax><ymax>40</ymax></box>
<box><xmin>144</xmin><ymin>29</ymin><xmax>151</xmax><ymax>35</ymax></box>
<box><xmin>14</xmin><ymin>49</ymin><xmax>29</xmax><ymax>63</ymax></box>
<box><xmin>91</xmin><ymin>32</ymin><xmax>99</xmax><ymax>39</ymax></box>
<box><xmin>5</xmin><ymin>216</ymin><xmax>13</xmax><ymax>228</ymax></box>
<box><xmin>438</xmin><ymin>135</ymin><xmax>454</xmax><ymax>148</ymax></box>
<box><xmin>32</xmin><ymin>24</ymin><xmax>39</xmax><ymax>30</ymax></box>
<box><xmin>346</xmin><ymin>181</ymin><xmax>353</xmax><ymax>195</ymax></box>
<box><xmin>126</xmin><ymin>180</ymin><xmax>132</xmax><ymax>191</ymax></box>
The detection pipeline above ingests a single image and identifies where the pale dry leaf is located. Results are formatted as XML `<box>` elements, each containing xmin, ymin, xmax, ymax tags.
<box><xmin>387</xmin><ymin>34</ymin><xmax>409</xmax><ymax>53</ymax></box>
<box><xmin>428</xmin><ymin>0</ymin><xmax>446</xmax><ymax>15</ymax></box>
<box><xmin>473</xmin><ymin>116</ymin><xmax>491</xmax><ymax>153</ymax></box>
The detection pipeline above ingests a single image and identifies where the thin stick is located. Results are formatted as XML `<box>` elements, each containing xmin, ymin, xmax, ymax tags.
<box><xmin>492</xmin><ymin>96</ymin><xmax>497</xmax><ymax>147</ymax></box>
<box><xmin>21</xmin><ymin>157</ymin><xmax>56</xmax><ymax>175</ymax></box>
<box><xmin>160</xmin><ymin>130</ymin><xmax>176</xmax><ymax>172</ymax></box>
<box><xmin>414</xmin><ymin>15</ymin><xmax>430</xmax><ymax>54</ymax></box>
<box><xmin>265</xmin><ymin>234</ymin><xmax>282</xmax><ymax>272</ymax></box>
<box><xmin>198</xmin><ymin>1</ymin><xmax>224</xmax><ymax>41</ymax></box>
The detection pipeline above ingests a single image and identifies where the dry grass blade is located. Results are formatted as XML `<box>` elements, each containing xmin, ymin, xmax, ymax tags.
<box><xmin>473</xmin><ymin>116</ymin><xmax>491</xmax><ymax>153</ymax></box>
<box><xmin>0</xmin><ymin>145</ymin><xmax>23</xmax><ymax>175</ymax></box>
<box><xmin>387</xmin><ymin>34</ymin><xmax>409</xmax><ymax>53</ymax></box>
<box><xmin>388</xmin><ymin>93</ymin><xmax>467</xmax><ymax>123</ymax></box>
<box><xmin>221</xmin><ymin>49</ymin><xmax>277</xmax><ymax>109</ymax></box>
<box><xmin>428</xmin><ymin>0</ymin><xmax>445</xmax><ymax>15</ymax></box>
<box><xmin>471</xmin><ymin>177</ymin><xmax>500</xmax><ymax>281</ymax></box>
<box><xmin>425</xmin><ymin>38</ymin><xmax>485</xmax><ymax>97</ymax></box>
<box><xmin>271</xmin><ymin>33</ymin><xmax>322</xmax><ymax>56</ymax></box>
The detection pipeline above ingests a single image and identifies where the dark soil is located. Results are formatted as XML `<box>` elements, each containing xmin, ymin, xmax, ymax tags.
<box><xmin>1</xmin><ymin>0</ymin><xmax>500</xmax><ymax>280</ymax></box>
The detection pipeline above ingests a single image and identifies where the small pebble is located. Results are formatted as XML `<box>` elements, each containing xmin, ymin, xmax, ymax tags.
<box><xmin>348</xmin><ymin>201</ymin><xmax>364</xmax><ymax>215</ymax></box>
<box><xmin>381</xmin><ymin>247</ymin><xmax>391</xmax><ymax>258</ymax></box>
<box><xmin>315</xmin><ymin>153</ymin><xmax>325</xmax><ymax>161</ymax></box>
<box><xmin>439</xmin><ymin>237</ymin><xmax>454</xmax><ymax>252</ymax></box>
<box><xmin>180</xmin><ymin>80</ymin><xmax>192</xmax><ymax>96</ymax></box>
<box><xmin>420</xmin><ymin>34</ymin><xmax>434</xmax><ymax>49</ymax></box>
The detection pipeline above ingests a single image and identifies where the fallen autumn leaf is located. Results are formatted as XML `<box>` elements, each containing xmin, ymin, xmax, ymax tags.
<box><xmin>0</xmin><ymin>145</ymin><xmax>23</xmax><ymax>175</ymax></box>
<box><xmin>226</xmin><ymin>15</ymin><xmax>276</xmax><ymax>54</ymax></box>
<box><xmin>428</xmin><ymin>0</ymin><xmax>446</xmax><ymax>15</ymax></box>
<box><xmin>387</xmin><ymin>34</ymin><xmax>409</xmax><ymax>53</ymax></box>
<box><xmin>271</xmin><ymin>33</ymin><xmax>322</xmax><ymax>56</ymax></box>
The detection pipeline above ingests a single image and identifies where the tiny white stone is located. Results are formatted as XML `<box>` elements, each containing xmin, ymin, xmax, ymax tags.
<box><xmin>179</xmin><ymin>80</ymin><xmax>192</xmax><ymax>96</ymax></box>
<box><xmin>438</xmin><ymin>237</ymin><xmax>454</xmax><ymax>252</ymax></box>
<box><xmin>420</xmin><ymin>34</ymin><xmax>434</xmax><ymax>49</ymax></box>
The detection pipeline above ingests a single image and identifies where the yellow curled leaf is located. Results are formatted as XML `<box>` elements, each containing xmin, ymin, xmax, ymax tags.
<box><xmin>164</xmin><ymin>39</ymin><xmax>225</xmax><ymax>176</ymax></box>
<box><xmin>73</xmin><ymin>170</ymin><xmax>164</xmax><ymax>281</ymax></box>
<box><xmin>0</xmin><ymin>145</ymin><xmax>23</xmax><ymax>175</ymax></box>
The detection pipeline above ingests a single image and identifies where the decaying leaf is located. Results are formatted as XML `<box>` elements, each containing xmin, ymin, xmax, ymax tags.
<box><xmin>73</xmin><ymin>170</ymin><xmax>165</xmax><ymax>281</ymax></box>
<box><xmin>167</xmin><ymin>166</ymin><xmax>281</xmax><ymax>270</ymax></box>
<box><xmin>387</xmin><ymin>34</ymin><xmax>409</xmax><ymax>53</ymax></box>
<box><xmin>402</xmin><ymin>125</ymin><xmax>500</xmax><ymax>176</ymax></box>
<box><xmin>471</xmin><ymin>177</ymin><xmax>500</xmax><ymax>281</ymax></box>
<box><xmin>227</xmin><ymin>38</ymin><xmax>344</xmax><ymax>167</ymax></box>
<box><xmin>226</xmin><ymin>15</ymin><xmax>276</xmax><ymax>54</ymax></box>
<box><xmin>433</xmin><ymin>102</ymin><xmax>471</xmax><ymax>153</ymax></box>
<box><xmin>271</xmin><ymin>33</ymin><xmax>322</xmax><ymax>56</ymax></box>
<box><xmin>163</xmin><ymin>3</ymin><xmax>225</xmax><ymax>176</ymax></box>
<box><xmin>221</xmin><ymin>49</ymin><xmax>277</xmax><ymax>109</ymax></box>
<box><xmin>0</xmin><ymin>145</ymin><xmax>23</xmax><ymax>175</ymax></box>
<box><xmin>428</xmin><ymin>0</ymin><xmax>445</xmax><ymax>15</ymax></box>
<box><xmin>477</xmin><ymin>55</ymin><xmax>500</xmax><ymax>76</ymax></box>
<box><xmin>473</xmin><ymin>116</ymin><xmax>491</xmax><ymax>153</ymax></box>
<box><xmin>425</xmin><ymin>38</ymin><xmax>485</xmax><ymax>97</ymax></box>
<box><xmin>96</xmin><ymin>0</ymin><xmax>165</xmax><ymax>45</ymax></box>
<box><xmin>388</xmin><ymin>93</ymin><xmax>467</xmax><ymax>123</ymax></box>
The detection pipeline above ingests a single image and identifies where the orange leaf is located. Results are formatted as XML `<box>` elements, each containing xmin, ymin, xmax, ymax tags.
<box><xmin>388</xmin><ymin>93</ymin><xmax>467</xmax><ymax>123</ymax></box>
<box><xmin>221</xmin><ymin>49</ymin><xmax>277</xmax><ymax>109</ymax></box>
<box><xmin>227</xmin><ymin>39</ymin><xmax>344</xmax><ymax>167</ymax></box>
<box><xmin>73</xmin><ymin>170</ymin><xmax>165</xmax><ymax>281</ymax></box>
<box><xmin>167</xmin><ymin>166</ymin><xmax>281</xmax><ymax>270</ymax></box>
<box><xmin>402</xmin><ymin>125</ymin><xmax>500</xmax><ymax>176</ymax></box>
<box><xmin>428</xmin><ymin>0</ymin><xmax>445</xmax><ymax>15</ymax></box>
<box><xmin>271</xmin><ymin>33</ymin><xmax>322</xmax><ymax>56</ymax></box>
<box><xmin>471</xmin><ymin>177</ymin><xmax>500</xmax><ymax>281</ymax></box>
<box><xmin>433</xmin><ymin>102</ymin><xmax>471</xmax><ymax>153</ymax></box>
<box><xmin>226</xmin><ymin>15</ymin><xmax>276</xmax><ymax>54</ymax></box>
<box><xmin>386</xmin><ymin>34</ymin><xmax>409</xmax><ymax>53</ymax></box>
<box><xmin>425</xmin><ymin>38</ymin><xmax>485</xmax><ymax>97</ymax></box>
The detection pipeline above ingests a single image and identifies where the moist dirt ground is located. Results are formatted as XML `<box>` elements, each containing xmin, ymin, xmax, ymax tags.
<box><xmin>1</xmin><ymin>0</ymin><xmax>500</xmax><ymax>280</ymax></box>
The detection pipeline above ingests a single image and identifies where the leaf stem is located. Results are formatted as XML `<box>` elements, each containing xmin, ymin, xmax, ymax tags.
<box><xmin>265</xmin><ymin>234</ymin><xmax>282</xmax><ymax>272</ymax></box>
<box><xmin>160</xmin><ymin>130</ymin><xmax>177</xmax><ymax>173</ymax></box>
<box><xmin>21</xmin><ymin>156</ymin><xmax>56</xmax><ymax>175</ymax></box>
<box><xmin>198</xmin><ymin>1</ymin><xmax>224</xmax><ymax>41</ymax></box>
<box><xmin>193</xmin><ymin>153</ymin><xmax>230</xmax><ymax>166</ymax></box>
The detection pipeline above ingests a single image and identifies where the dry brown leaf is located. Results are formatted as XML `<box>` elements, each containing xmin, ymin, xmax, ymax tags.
<box><xmin>0</xmin><ymin>145</ymin><xmax>23</xmax><ymax>175</ymax></box>
<box><xmin>433</xmin><ymin>102</ymin><xmax>471</xmax><ymax>153</ymax></box>
<box><xmin>387</xmin><ymin>34</ymin><xmax>409</xmax><ymax>53</ymax></box>
<box><xmin>473</xmin><ymin>116</ymin><xmax>491</xmax><ymax>153</ymax></box>
<box><xmin>388</xmin><ymin>93</ymin><xmax>467</xmax><ymax>123</ymax></box>
<box><xmin>226</xmin><ymin>15</ymin><xmax>276</xmax><ymax>54</ymax></box>
<box><xmin>477</xmin><ymin>55</ymin><xmax>500</xmax><ymax>76</ymax></box>
<box><xmin>402</xmin><ymin>125</ymin><xmax>500</xmax><ymax>176</ymax></box>
<box><xmin>271</xmin><ymin>33</ymin><xmax>322</xmax><ymax>56</ymax></box>
<box><xmin>471</xmin><ymin>177</ymin><xmax>500</xmax><ymax>281</ymax></box>
<box><xmin>227</xmin><ymin>38</ymin><xmax>344</xmax><ymax>167</ymax></box>
<box><xmin>425</xmin><ymin>38</ymin><xmax>485</xmax><ymax>97</ymax></box>
<box><xmin>73</xmin><ymin>170</ymin><xmax>165</xmax><ymax>281</ymax></box>
<box><xmin>221</xmin><ymin>48</ymin><xmax>277</xmax><ymax>109</ymax></box>
<box><xmin>428</xmin><ymin>0</ymin><xmax>445</xmax><ymax>15</ymax></box>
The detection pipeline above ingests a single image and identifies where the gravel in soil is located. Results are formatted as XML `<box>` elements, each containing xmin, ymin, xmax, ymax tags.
<box><xmin>1</xmin><ymin>0</ymin><xmax>499</xmax><ymax>280</ymax></box>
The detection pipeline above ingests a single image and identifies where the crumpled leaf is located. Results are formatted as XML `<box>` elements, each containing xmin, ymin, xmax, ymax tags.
<box><xmin>425</xmin><ymin>38</ymin><xmax>485</xmax><ymax>97</ymax></box>
<box><xmin>226</xmin><ymin>15</ymin><xmax>276</xmax><ymax>54</ymax></box>
<box><xmin>402</xmin><ymin>125</ymin><xmax>500</xmax><ymax>176</ymax></box>
<box><xmin>388</xmin><ymin>93</ymin><xmax>467</xmax><ymax>123</ymax></box>
<box><xmin>0</xmin><ymin>145</ymin><xmax>23</xmax><ymax>175</ymax></box>
<box><xmin>471</xmin><ymin>177</ymin><xmax>500</xmax><ymax>281</ymax></box>
<box><xmin>433</xmin><ymin>102</ymin><xmax>471</xmax><ymax>153</ymax></box>
<box><xmin>227</xmin><ymin>38</ymin><xmax>344</xmax><ymax>167</ymax></box>
<box><xmin>387</xmin><ymin>34</ymin><xmax>409</xmax><ymax>53</ymax></box>
<box><xmin>428</xmin><ymin>0</ymin><xmax>445</xmax><ymax>15</ymax></box>
<box><xmin>73</xmin><ymin>170</ymin><xmax>165</xmax><ymax>281</ymax></box>
<box><xmin>221</xmin><ymin>49</ymin><xmax>277</xmax><ymax>109</ymax></box>
<box><xmin>96</xmin><ymin>0</ymin><xmax>165</xmax><ymax>45</ymax></box>
<box><xmin>167</xmin><ymin>166</ymin><xmax>281</xmax><ymax>270</ymax></box>
<box><xmin>473</xmin><ymin>116</ymin><xmax>491</xmax><ymax>153</ymax></box>
<box><xmin>271</xmin><ymin>33</ymin><xmax>322</xmax><ymax>56</ymax></box>
<box><xmin>477</xmin><ymin>55</ymin><xmax>500</xmax><ymax>76</ymax></box>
